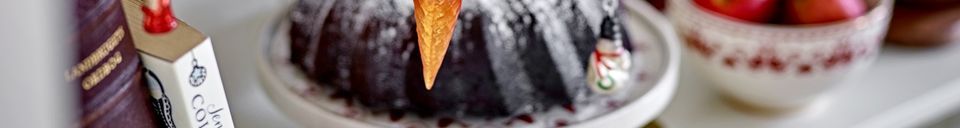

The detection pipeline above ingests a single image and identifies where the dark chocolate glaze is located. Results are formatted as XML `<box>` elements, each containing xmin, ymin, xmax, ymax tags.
<box><xmin>289</xmin><ymin>0</ymin><xmax>603</xmax><ymax>118</ymax></box>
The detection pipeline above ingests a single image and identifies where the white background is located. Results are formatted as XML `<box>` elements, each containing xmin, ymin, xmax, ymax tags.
<box><xmin>171</xmin><ymin>0</ymin><xmax>298</xmax><ymax>127</ymax></box>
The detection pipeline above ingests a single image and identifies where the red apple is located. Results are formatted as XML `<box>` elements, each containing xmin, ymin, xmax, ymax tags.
<box><xmin>786</xmin><ymin>0</ymin><xmax>867</xmax><ymax>24</ymax></box>
<box><xmin>648</xmin><ymin>0</ymin><xmax>667</xmax><ymax>12</ymax></box>
<box><xmin>694</xmin><ymin>0</ymin><xmax>778</xmax><ymax>23</ymax></box>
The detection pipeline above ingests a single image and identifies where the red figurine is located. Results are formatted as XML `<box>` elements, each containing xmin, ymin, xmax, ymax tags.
<box><xmin>142</xmin><ymin>0</ymin><xmax>177</xmax><ymax>33</ymax></box>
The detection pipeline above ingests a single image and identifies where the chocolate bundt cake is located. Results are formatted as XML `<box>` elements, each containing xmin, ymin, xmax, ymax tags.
<box><xmin>289</xmin><ymin>0</ymin><xmax>615</xmax><ymax>117</ymax></box>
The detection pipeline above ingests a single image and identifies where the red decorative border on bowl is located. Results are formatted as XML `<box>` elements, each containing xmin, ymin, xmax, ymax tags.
<box><xmin>682</xmin><ymin>31</ymin><xmax>879</xmax><ymax>75</ymax></box>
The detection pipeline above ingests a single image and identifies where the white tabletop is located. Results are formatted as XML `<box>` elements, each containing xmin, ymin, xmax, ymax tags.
<box><xmin>660</xmin><ymin>43</ymin><xmax>960</xmax><ymax>128</ymax></box>
<box><xmin>171</xmin><ymin>0</ymin><xmax>960</xmax><ymax>127</ymax></box>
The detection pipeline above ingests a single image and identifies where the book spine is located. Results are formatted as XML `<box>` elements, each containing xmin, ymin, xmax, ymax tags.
<box><xmin>71</xmin><ymin>0</ymin><xmax>160</xmax><ymax>127</ymax></box>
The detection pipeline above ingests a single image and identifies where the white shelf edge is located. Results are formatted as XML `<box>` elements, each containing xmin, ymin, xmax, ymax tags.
<box><xmin>856</xmin><ymin>78</ymin><xmax>960</xmax><ymax>128</ymax></box>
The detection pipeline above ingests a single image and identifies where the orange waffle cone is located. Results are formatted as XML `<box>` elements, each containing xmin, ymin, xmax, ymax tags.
<box><xmin>413</xmin><ymin>0</ymin><xmax>461</xmax><ymax>90</ymax></box>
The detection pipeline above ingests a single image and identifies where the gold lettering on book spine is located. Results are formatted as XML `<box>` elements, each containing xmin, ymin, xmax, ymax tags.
<box><xmin>81</xmin><ymin>52</ymin><xmax>122</xmax><ymax>90</ymax></box>
<box><xmin>67</xmin><ymin>28</ymin><xmax>125</xmax><ymax>81</ymax></box>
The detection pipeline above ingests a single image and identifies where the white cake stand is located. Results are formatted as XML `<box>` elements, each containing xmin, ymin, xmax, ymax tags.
<box><xmin>256</xmin><ymin>0</ymin><xmax>679</xmax><ymax>127</ymax></box>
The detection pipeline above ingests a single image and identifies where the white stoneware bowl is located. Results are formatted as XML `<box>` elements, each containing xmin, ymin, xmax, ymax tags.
<box><xmin>668</xmin><ymin>0</ymin><xmax>893</xmax><ymax>109</ymax></box>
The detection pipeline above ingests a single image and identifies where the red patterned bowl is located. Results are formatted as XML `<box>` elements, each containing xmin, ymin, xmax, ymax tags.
<box><xmin>668</xmin><ymin>0</ymin><xmax>893</xmax><ymax>109</ymax></box>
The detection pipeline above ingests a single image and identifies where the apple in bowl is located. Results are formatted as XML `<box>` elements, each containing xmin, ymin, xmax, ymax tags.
<box><xmin>786</xmin><ymin>0</ymin><xmax>867</xmax><ymax>24</ymax></box>
<box><xmin>694</xmin><ymin>0</ymin><xmax>869</xmax><ymax>24</ymax></box>
<box><xmin>693</xmin><ymin>0</ymin><xmax>778</xmax><ymax>23</ymax></box>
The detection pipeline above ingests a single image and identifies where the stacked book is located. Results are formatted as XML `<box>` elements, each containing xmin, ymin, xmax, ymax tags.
<box><xmin>69</xmin><ymin>0</ymin><xmax>234</xmax><ymax>127</ymax></box>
